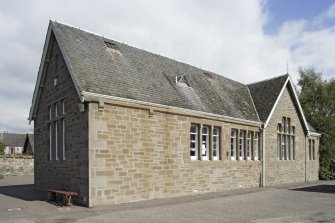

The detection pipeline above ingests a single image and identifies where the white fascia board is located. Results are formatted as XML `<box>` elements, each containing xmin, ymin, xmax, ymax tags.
<box><xmin>308</xmin><ymin>132</ymin><xmax>322</xmax><ymax>137</ymax></box>
<box><xmin>29</xmin><ymin>22</ymin><xmax>53</xmax><ymax>122</ymax></box>
<box><xmin>287</xmin><ymin>75</ymin><xmax>309</xmax><ymax>132</ymax></box>
<box><xmin>264</xmin><ymin>77</ymin><xmax>290</xmax><ymax>128</ymax></box>
<box><xmin>264</xmin><ymin>75</ymin><xmax>310</xmax><ymax>133</ymax></box>
<box><xmin>82</xmin><ymin>91</ymin><xmax>262</xmax><ymax>126</ymax></box>
<box><xmin>28</xmin><ymin>21</ymin><xmax>84</xmax><ymax>122</ymax></box>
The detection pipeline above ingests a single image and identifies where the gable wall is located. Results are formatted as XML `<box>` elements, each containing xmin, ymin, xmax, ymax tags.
<box><xmin>265</xmin><ymin>86</ymin><xmax>319</xmax><ymax>185</ymax></box>
<box><xmin>88</xmin><ymin>101</ymin><xmax>262</xmax><ymax>206</ymax></box>
<box><xmin>34</xmin><ymin>36</ymin><xmax>89</xmax><ymax>206</ymax></box>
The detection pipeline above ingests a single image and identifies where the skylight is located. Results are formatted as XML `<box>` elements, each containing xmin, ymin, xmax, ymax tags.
<box><xmin>176</xmin><ymin>74</ymin><xmax>189</xmax><ymax>87</ymax></box>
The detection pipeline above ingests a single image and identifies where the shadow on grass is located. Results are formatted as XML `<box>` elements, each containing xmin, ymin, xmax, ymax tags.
<box><xmin>291</xmin><ymin>184</ymin><xmax>335</xmax><ymax>194</ymax></box>
<box><xmin>0</xmin><ymin>184</ymin><xmax>45</xmax><ymax>201</ymax></box>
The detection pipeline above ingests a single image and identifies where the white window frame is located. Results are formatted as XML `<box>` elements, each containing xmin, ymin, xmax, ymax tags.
<box><xmin>212</xmin><ymin>127</ymin><xmax>220</xmax><ymax>160</ymax></box>
<box><xmin>239</xmin><ymin>130</ymin><xmax>245</xmax><ymax>160</ymax></box>
<box><xmin>278</xmin><ymin>117</ymin><xmax>295</xmax><ymax>160</ymax></box>
<box><xmin>49</xmin><ymin>106</ymin><xmax>52</xmax><ymax>120</ymax></box>
<box><xmin>287</xmin><ymin>135</ymin><xmax>291</xmax><ymax>160</ymax></box>
<box><xmin>62</xmin><ymin>99</ymin><xmax>66</xmax><ymax>115</ymax></box>
<box><xmin>55</xmin><ymin>103</ymin><xmax>58</xmax><ymax>118</ymax></box>
<box><xmin>55</xmin><ymin>121</ymin><xmax>59</xmax><ymax>161</ymax></box>
<box><xmin>247</xmin><ymin>131</ymin><xmax>252</xmax><ymax>160</ymax></box>
<box><xmin>190</xmin><ymin>124</ymin><xmax>199</xmax><ymax>160</ymax></box>
<box><xmin>49</xmin><ymin>123</ymin><xmax>52</xmax><ymax>161</ymax></box>
<box><xmin>231</xmin><ymin>129</ymin><xmax>237</xmax><ymax>160</ymax></box>
<box><xmin>202</xmin><ymin>126</ymin><xmax>210</xmax><ymax>160</ymax></box>
<box><xmin>281</xmin><ymin>134</ymin><xmax>286</xmax><ymax>160</ymax></box>
<box><xmin>62</xmin><ymin>119</ymin><xmax>66</xmax><ymax>160</ymax></box>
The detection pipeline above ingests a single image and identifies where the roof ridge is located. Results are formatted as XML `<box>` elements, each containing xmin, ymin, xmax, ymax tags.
<box><xmin>247</xmin><ymin>74</ymin><xmax>288</xmax><ymax>86</ymax></box>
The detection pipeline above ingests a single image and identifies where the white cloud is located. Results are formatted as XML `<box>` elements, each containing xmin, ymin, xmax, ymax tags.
<box><xmin>0</xmin><ymin>0</ymin><xmax>335</xmax><ymax>132</ymax></box>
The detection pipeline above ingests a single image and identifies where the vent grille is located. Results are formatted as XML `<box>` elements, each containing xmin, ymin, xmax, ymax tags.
<box><xmin>105</xmin><ymin>42</ymin><xmax>119</xmax><ymax>51</ymax></box>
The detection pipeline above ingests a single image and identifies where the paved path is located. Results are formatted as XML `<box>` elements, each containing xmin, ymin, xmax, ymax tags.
<box><xmin>0</xmin><ymin>176</ymin><xmax>334</xmax><ymax>222</ymax></box>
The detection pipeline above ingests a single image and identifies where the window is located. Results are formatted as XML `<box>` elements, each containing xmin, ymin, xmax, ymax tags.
<box><xmin>190</xmin><ymin>124</ymin><xmax>221</xmax><ymax>161</ymax></box>
<box><xmin>254</xmin><ymin>132</ymin><xmax>259</xmax><ymax>160</ymax></box>
<box><xmin>202</xmin><ymin>126</ymin><xmax>210</xmax><ymax>160</ymax></box>
<box><xmin>308</xmin><ymin>139</ymin><xmax>316</xmax><ymax>160</ymax></box>
<box><xmin>277</xmin><ymin>117</ymin><xmax>295</xmax><ymax>160</ymax></box>
<box><xmin>55</xmin><ymin>103</ymin><xmax>58</xmax><ymax>118</ymax></box>
<box><xmin>231</xmin><ymin>129</ymin><xmax>237</xmax><ymax>160</ymax></box>
<box><xmin>55</xmin><ymin>121</ymin><xmax>59</xmax><ymax>160</ymax></box>
<box><xmin>48</xmin><ymin>106</ymin><xmax>52</xmax><ymax>120</ymax></box>
<box><xmin>62</xmin><ymin>99</ymin><xmax>66</xmax><ymax>115</ymax></box>
<box><xmin>312</xmin><ymin>140</ymin><xmax>315</xmax><ymax>160</ymax></box>
<box><xmin>239</xmin><ymin>130</ymin><xmax>245</xmax><ymax>160</ymax></box>
<box><xmin>176</xmin><ymin>74</ymin><xmax>189</xmax><ymax>86</ymax></box>
<box><xmin>47</xmin><ymin>99</ymin><xmax>67</xmax><ymax>161</ymax></box>
<box><xmin>62</xmin><ymin>119</ymin><xmax>66</xmax><ymax>160</ymax></box>
<box><xmin>48</xmin><ymin>123</ymin><xmax>52</xmax><ymax>161</ymax></box>
<box><xmin>53</xmin><ymin>54</ymin><xmax>59</xmax><ymax>87</ymax></box>
<box><xmin>247</xmin><ymin>131</ymin><xmax>252</xmax><ymax>160</ymax></box>
<box><xmin>190</xmin><ymin>124</ymin><xmax>199</xmax><ymax>160</ymax></box>
<box><xmin>212</xmin><ymin>127</ymin><xmax>220</xmax><ymax>160</ymax></box>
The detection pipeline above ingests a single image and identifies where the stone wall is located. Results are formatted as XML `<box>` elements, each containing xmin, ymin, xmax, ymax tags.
<box><xmin>0</xmin><ymin>156</ymin><xmax>34</xmax><ymax>176</ymax></box>
<box><xmin>88</xmin><ymin>101</ymin><xmax>262</xmax><ymax>207</ymax></box>
<box><xmin>33</xmin><ymin>35</ymin><xmax>89</xmax><ymax>206</ymax></box>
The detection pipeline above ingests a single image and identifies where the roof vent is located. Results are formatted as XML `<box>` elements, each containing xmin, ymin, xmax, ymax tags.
<box><xmin>176</xmin><ymin>74</ymin><xmax>189</xmax><ymax>87</ymax></box>
<box><xmin>105</xmin><ymin>41</ymin><xmax>120</xmax><ymax>54</ymax></box>
<box><xmin>204</xmin><ymin>72</ymin><xmax>214</xmax><ymax>80</ymax></box>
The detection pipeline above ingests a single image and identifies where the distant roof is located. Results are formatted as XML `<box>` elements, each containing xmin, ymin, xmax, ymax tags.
<box><xmin>248</xmin><ymin>75</ymin><xmax>289</xmax><ymax>123</ymax></box>
<box><xmin>0</xmin><ymin>133</ymin><xmax>26</xmax><ymax>147</ymax></box>
<box><xmin>36</xmin><ymin>21</ymin><xmax>260</xmax><ymax>122</ymax></box>
<box><xmin>23</xmin><ymin>133</ymin><xmax>34</xmax><ymax>153</ymax></box>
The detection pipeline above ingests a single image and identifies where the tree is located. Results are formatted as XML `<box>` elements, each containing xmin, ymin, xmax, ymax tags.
<box><xmin>298</xmin><ymin>67</ymin><xmax>335</xmax><ymax>180</ymax></box>
<box><xmin>0</xmin><ymin>141</ymin><xmax>5</xmax><ymax>155</ymax></box>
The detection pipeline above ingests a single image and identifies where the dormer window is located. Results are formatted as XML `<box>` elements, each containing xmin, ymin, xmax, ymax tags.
<box><xmin>105</xmin><ymin>41</ymin><xmax>120</xmax><ymax>54</ymax></box>
<box><xmin>176</xmin><ymin>74</ymin><xmax>189</xmax><ymax>87</ymax></box>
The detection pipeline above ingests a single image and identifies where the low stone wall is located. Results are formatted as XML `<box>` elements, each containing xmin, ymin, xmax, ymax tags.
<box><xmin>0</xmin><ymin>156</ymin><xmax>34</xmax><ymax>176</ymax></box>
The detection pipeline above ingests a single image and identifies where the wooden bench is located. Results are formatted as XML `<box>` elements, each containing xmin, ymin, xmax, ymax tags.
<box><xmin>48</xmin><ymin>189</ymin><xmax>78</xmax><ymax>206</ymax></box>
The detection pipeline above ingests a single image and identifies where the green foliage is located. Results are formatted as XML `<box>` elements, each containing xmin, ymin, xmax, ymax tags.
<box><xmin>298</xmin><ymin>67</ymin><xmax>335</xmax><ymax>180</ymax></box>
<box><xmin>0</xmin><ymin>173</ymin><xmax>3</xmax><ymax>180</ymax></box>
<box><xmin>0</xmin><ymin>141</ymin><xmax>5</xmax><ymax>155</ymax></box>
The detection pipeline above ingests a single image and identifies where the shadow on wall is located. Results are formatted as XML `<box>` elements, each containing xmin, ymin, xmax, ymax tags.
<box><xmin>291</xmin><ymin>185</ymin><xmax>335</xmax><ymax>194</ymax></box>
<box><xmin>0</xmin><ymin>184</ymin><xmax>45</xmax><ymax>201</ymax></box>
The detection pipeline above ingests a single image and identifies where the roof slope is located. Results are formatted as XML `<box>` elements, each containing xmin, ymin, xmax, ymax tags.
<box><xmin>51</xmin><ymin>21</ymin><xmax>259</xmax><ymax>122</ymax></box>
<box><xmin>248</xmin><ymin>75</ymin><xmax>288</xmax><ymax>123</ymax></box>
<box><xmin>0</xmin><ymin>133</ymin><xmax>26</xmax><ymax>147</ymax></box>
<box><xmin>23</xmin><ymin>133</ymin><xmax>34</xmax><ymax>153</ymax></box>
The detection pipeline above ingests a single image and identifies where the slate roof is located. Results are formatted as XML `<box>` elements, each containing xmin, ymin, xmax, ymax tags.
<box><xmin>307</xmin><ymin>122</ymin><xmax>319</xmax><ymax>134</ymax></box>
<box><xmin>23</xmin><ymin>133</ymin><xmax>34</xmax><ymax>153</ymax></box>
<box><xmin>248</xmin><ymin>75</ymin><xmax>289</xmax><ymax>123</ymax></box>
<box><xmin>50</xmin><ymin>21</ymin><xmax>259</xmax><ymax>122</ymax></box>
<box><xmin>0</xmin><ymin>133</ymin><xmax>26</xmax><ymax>147</ymax></box>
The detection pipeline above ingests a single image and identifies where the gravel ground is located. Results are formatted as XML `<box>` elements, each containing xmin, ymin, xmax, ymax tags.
<box><xmin>0</xmin><ymin>176</ymin><xmax>334</xmax><ymax>223</ymax></box>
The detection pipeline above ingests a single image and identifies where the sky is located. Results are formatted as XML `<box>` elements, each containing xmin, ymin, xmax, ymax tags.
<box><xmin>1</xmin><ymin>0</ymin><xmax>335</xmax><ymax>133</ymax></box>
